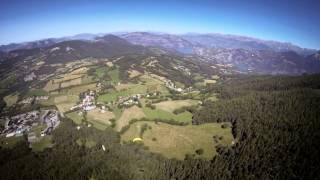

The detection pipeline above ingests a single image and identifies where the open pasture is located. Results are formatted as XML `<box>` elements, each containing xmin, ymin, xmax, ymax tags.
<box><xmin>154</xmin><ymin>100</ymin><xmax>198</xmax><ymax>113</ymax></box>
<box><xmin>115</xmin><ymin>106</ymin><xmax>146</xmax><ymax>131</ymax></box>
<box><xmin>54</xmin><ymin>95</ymin><xmax>79</xmax><ymax>113</ymax></box>
<box><xmin>121</xmin><ymin>121</ymin><xmax>234</xmax><ymax>160</ymax></box>
<box><xmin>87</xmin><ymin>109</ymin><xmax>115</xmax><ymax>130</ymax></box>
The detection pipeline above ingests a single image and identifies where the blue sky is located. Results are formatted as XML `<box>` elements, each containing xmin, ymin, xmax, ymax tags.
<box><xmin>1</xmin><ymin>0</ymin><xmax>320</xmax><ymax>49</ymax></box>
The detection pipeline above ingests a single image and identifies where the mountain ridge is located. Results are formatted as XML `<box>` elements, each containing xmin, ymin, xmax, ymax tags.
<box><xmin>1</xmin><ymin>33</ymin><xmax>320</xmax><ymax>75</ymax></box>
<box><xmin>1</xmin><ymin>32</ymin><xmax>317</xmax><ymax>54</ymax></box>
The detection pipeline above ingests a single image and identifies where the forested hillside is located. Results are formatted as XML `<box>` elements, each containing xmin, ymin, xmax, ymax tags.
<box><xmin>192</xmin><ymin>74</ymin><xmax>320</xmax><ymax>179</ymax></box>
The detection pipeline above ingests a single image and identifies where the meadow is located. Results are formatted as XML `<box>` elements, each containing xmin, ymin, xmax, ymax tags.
<box><xmin>154</xmin><ymin>100</ymin><xmax>198</xmax><ymax>112</ymax></box>
<box><xmin>121</xmin><ymin>121</ymin><xmax>233</xmax><ymax>160</ymax></box>
<box><xmin>87</xmin><ymin>109</ymin><xmax>115</xmax><ymax>130</ymax></box>
<box><xmin>65</xmin><ymin>111</ymin><xmax>83</xmax><ymax>125</ymax></box>
<box><xmin>3</xmin><ymin>93</ymin><xmax>19</xmax><ymax>107</ymax></box>
<box><xmin>54</xmin><ymin>95</ymin><xmax>79</xmax><ymax>113</ymax></box>
<box><xmin>115</xmin><ymin>105</ymin><xmax>145</xmax><ymax>131</ymax></box>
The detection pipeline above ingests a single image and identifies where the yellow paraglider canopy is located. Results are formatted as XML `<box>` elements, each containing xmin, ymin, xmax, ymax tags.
<box><xmin>132</xmin><ymin>137</ymin><xmax>143</xmax><ymax>142</ymax></box>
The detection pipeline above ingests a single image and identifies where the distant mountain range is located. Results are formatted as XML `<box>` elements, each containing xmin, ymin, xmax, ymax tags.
<box><xmin>0</xmin><ymin>32</ymin><xmax>319</xmax><ymax>75</ymax></box>
<box><xmin>1</xmin><ymin>32</ymin><xmax>317</xmax><ymax>54</ymax></box>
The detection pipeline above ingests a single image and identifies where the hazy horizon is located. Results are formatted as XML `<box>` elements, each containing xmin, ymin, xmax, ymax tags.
<box><xmin>1</xmin><ymin>0</ymin><xmax>320</xmax><ymax>49</ymax></box>
<box><xmin>1</xmin><ymin>31</ymin><xmax>318</xmax><ymax>51</ymax></box>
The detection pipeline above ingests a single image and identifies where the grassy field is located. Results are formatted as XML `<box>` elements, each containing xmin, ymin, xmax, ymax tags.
<box><xmin>99</xmin><ymin>84</ymin><xmax>151</xmax><ymax>103</ymax></box>
<box><xmin>26</xmin><ymin>89</ymin><xmax>48</xmax><ymax>97</ymax></box>
<box><xmin>116</xmin><ymin>106</ymin><xmax>146</xmax><ymax>131</ymax></box>
<box><xmin>81</xmin><ymin>75</ymin><xmax>95</xmax><ymax>84</ymax></box>
<box><xmin>39</xmin><ymin>95</ymin><xmax>55</xmax><ymax>106</ymax></box>
<box><xmin>121</xmin><ymin>121</ymin><xmax>234</xmax><ymax>160</ymax></box>
<box><xmin>60</xmin><ymin>78</ymin><xmax>82</xmax><ymax>88</ymax></box>
<box><xmin>108</xmin><ymin>68</ymin><xmax>120</xmax><ymax>84</ymax></box>
<box><xmin>54</xmin><ymin>74</ymin><xmax>83</xmax><ymax>83</ymax></box>
<box><xmin>63</xmin><ymin>83</ymin><xmax>97</xmax><ymax>95</ymax></box>
<box><xmin>139</xmin><ymin>99</ymin><xmax>195</xmax><ymax>123</ymax></box>
<box><xmin>43</xmin><ymin>66</ymin><xmax>95</xmax><ymax>93</ymax></box>
<box><xmin>122</xmin><ymin>83</ymin><xmax>150</xmax><ymax>94</ymax></box>
<box><xmin>87</xmin><ymin>109</ymin><xmax>115</xmax><ymax>129</ymax></box>
<box><xmin>98</xmin><ymin>74</ymin><xmax>169</xmax><ymax>103</ymax></box>
<box><xmin>66</xmin><ymin>111</ymin><xmax>83</xmax><ymax>125</ymax></box>
<box><xmin>154</xmin><ymin>100</ymin><xmax>198</xmax><ymax>113</ymax></box>
<box><xmin>95</xmin><ymin>67</ymin><xmax>107</xmax><ymax>79</ymax></box>
<box><xmin>139</xmin><ymin>74</ymin><xmax>168</xmax><ymax>93</ymax></box>
<box><xmin>54</xmin><ymin>95</ymin><xmax>79</xmax><ymax>113</ymax></box>
<box><xmin>84</xmin><ymin>119</ymin><xmax>108</xmax><ymax>131</ymax></box>
<box><xmin>98</xmin><ymin>89</ymin><xmax>131</xmax><ymax>103</ymax></box>
<box><xmin>112</xmin><ymin>106</ymin><xmax>123</xmax><ymax>120</ymax></box>
<box><xmin>31</xmin><ymin>135</ymin><xmax>53</xmax><ymax>152</ymax></box>
<box><xmin>143</xmin><ymin>107</ymin><xmax>193</xmax><ymax>122</ymax></box>
<box><xmin>3</xmin><ymin>93</ymin><xmax>19</xmax><ymax>107</ymax></box>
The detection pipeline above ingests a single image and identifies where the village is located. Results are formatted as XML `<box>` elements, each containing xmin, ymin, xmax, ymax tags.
<box><xmin>70</xmin><ymin>90</ymin><xmax>96</xmax><ymax>111</ymax></box>
<box><xmin>19</xmin><ymin>96</ymin><xmax>49</xmax><ymax>104</ymax></box>
<box><xmin>1</xmin><ymin>109</ymin><xmax>60</xmax><ymax>142</ymax></box>
<box><xmin>69</xmin><ymin>76</ymin><xmax>189</xmax><ymax>114</ymax></box>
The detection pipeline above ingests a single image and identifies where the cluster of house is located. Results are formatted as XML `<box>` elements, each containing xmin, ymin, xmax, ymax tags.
<box><xmin>211</xmin><ymin>64</ymin><xmax>233</xmax><ymax>74</ymax></box>
<box><xmin>19</xmin><ymin>96</ymin><xmax>49</xmax><ymax>104</ymax></box>
<box><xmin>96</xmin><ymin>82</ymin><xmax>102</xmax><ymax>92</ymax></box>
<box><xmin>146</xmin><ymin>92</ymin><xmax>160</xmax><ymax>98</ymax></box>
<box><xmin>173</xmin><ymin>65</ymin><xmax>191</xmax><ymax>76</ymax></box>
<box><xmin>216</xmin><ymin>63</ymin><xmax>233</xmax><ymax>68</ymax></box>
<box><xmin>1</xmin><ymin>109</ymin><xmax>60</xmax><ymax>139</ymax></box>
<box><xmin>165</xmin><ymin>80</ymin><xmax>184</xmax><ymax>93</ymax></box>
<box><xmin>2</xmin><ymin>111</ymin><xmax>39</xmax><ymax>137</ymax></box>
<box><xmin>117</xmin><ymin>92</ymin><xmax>164</xmax><ymax>107</ymax></box>
<box><xmin>70</xmin><ymin>90</ymin><xmax>96</xmax><ymax>111</ymax></box>
<box><xmin>148</xmin><ymin>73</ymin><xmax>185</xmax><ymax>93</ymax></box>
<box><xmin>99</xmin><ymin>105</ymin><xmax>107</xmax><ymax>113</ymax></box>
<box><xmin>40</xmin><ymin>110</ymin><xmax>60</xmax><ymax>136</ymax></box>
<box><xmin>118</xmin><ymin>94</ymin><xmax>142</xmax><ymax>107</ymax></box>
<box><xmin>24</xmin><ymin>72</ymin><xmax>37</xmax><ymax>82</ymax></box>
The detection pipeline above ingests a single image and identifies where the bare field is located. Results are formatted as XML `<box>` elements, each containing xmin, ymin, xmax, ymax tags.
<box><xmin>106</xmin><ymin>61</ymin><xmax>114</xmax><ymax>67</ymax></box>
<box><xmin>3</xmin><ymin>93</ymin><xmax>19</xmax><ymax>107</ymax></box>
<box><xmin>204</xmin><ymin>79</ymin><xmax>217</xmax><ymax>85</ymax></box>
<box><xmin>70</xmin><ymin>67</ymin><xmax>88</xmax><ymax>74</ymax></box>
<box><xmin>60</xmin><ymin>78</ymin><xmax>82</xmax><ymax>88</ymax></box>
<box><xmin>128</xmin><ymin>70</ymin><xmax>142</xmax><ymax>78</ymax></box>
<box><xmin>43</xmin><ymin>80</ymin><xmax>60</xmax><ymax>92</ymax></box>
